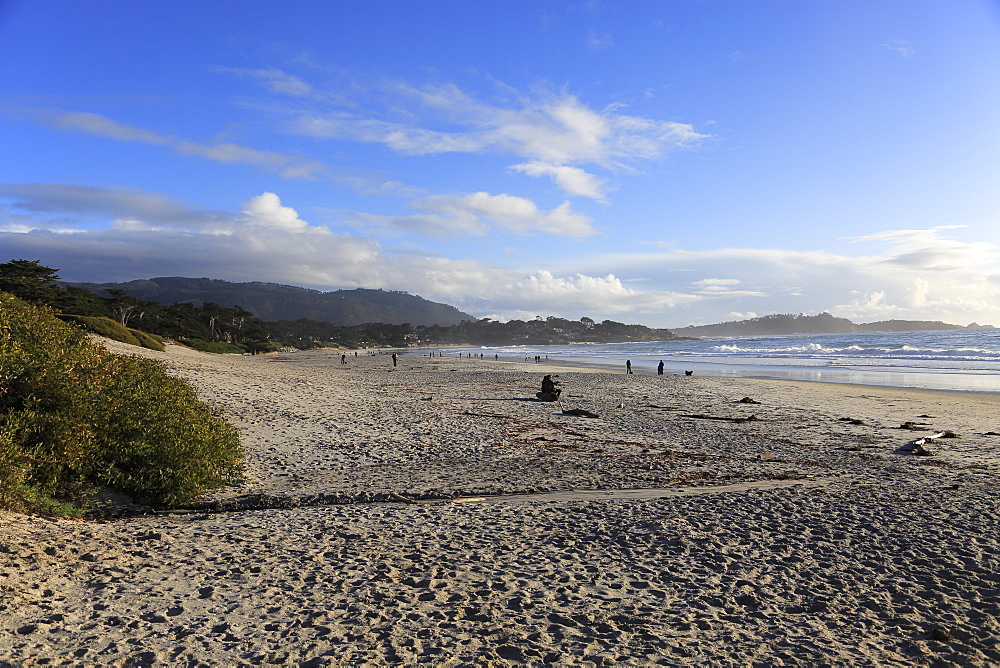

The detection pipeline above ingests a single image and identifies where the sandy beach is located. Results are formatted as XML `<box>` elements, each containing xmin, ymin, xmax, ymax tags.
<box><xmin>2</xmin><ymin>341</ymin><xmax>998</xmax><ymax>666</ymax></box>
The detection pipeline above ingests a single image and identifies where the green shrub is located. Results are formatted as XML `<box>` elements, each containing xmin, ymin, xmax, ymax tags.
<box><xmin>59</xmin><ymin>314</ymin><xmax>139</xmax><ymax>345</ymax></box>
<box><xmin>79</xmin><ymin>353</ymin><xmax>243</xmax><ymax>506</ymax></box>
<box><xmin>58</xmin><ymin>315</ymin><xmax>166</xmax><ymax>351</ymax></box>
<box><xmin>129</xmin><ymin>328</ymin><xmax>166</xmax><ymax>351</ymax></box>
<box><xmin>0</xmin><ymin>293</ymin><xmax>243</xmax><ymax>513</ymax></box>
<box><xmin>250</xmin><ymin>340</ymin><xmax>284</xmax><ymax>354</ymax></box>
<box><xmin>178</xmin><ymin>338</ymin><xmax>246</xmax><ymax>354</ymax></box>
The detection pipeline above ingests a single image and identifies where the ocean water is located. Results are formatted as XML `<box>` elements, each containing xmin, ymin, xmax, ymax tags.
<box><xmin>448</xmin><ymin>329</ymin><xmax>1000</xmax><ymax>393</ymax></box>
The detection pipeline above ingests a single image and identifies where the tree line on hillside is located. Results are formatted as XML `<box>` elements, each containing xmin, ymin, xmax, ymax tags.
<box><xmin>67</xmin><ymin>276</ymin><xmax>473</xmax><ymax>326</ymax></box>
<box><xmin>270</xmin><ymin>315</ymin><xmax>679</xmax><ymax>348</ymax></box>
<box><xmin>1</xmin><ymin>260</ymin><xmax>680</xmax><ymax>351</ymax></box>
<box><xmin>1</xmin><ymin>260</ymin><xmax>276</xmax><ymax>352</ymax></box>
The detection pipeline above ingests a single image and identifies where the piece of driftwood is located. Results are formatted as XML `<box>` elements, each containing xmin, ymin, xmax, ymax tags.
<box><xmin>838</xmin><ymin>417</ymin><xmax>866</xmax><ymax>425</ymax></box>
<box><xmin>463</xmin><ymin>409</ymin><xmax>510</xmax><ymax>419</ymax></box>
<box><xmin>900</xmin><ymin>421</ymin><xmax>933</xmax><ymax>431</ymax></box>
<box><xmin>895</xmin><ymin>432</ymin><xmax>946</xmax><ymax>455</ymax></box>
<box><xmin>556</xmin><ymin>396</ymin><xmax>599</xmax><ymax>418</ymax></box>
<box><xmin>681</xmin><ymin>413</ymin><xmax>760</xmax><ymax>424</ymax></box>
<box><xmin>561</xmin><ymin>407</ymin><xmax>600</xmax><ymax>418</ymax></box>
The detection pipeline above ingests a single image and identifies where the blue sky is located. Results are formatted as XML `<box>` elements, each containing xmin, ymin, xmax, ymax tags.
<box><xmin>2</xmin><ymin>0</ymin><xmax>999</xmax><ymax>327</ymax></box>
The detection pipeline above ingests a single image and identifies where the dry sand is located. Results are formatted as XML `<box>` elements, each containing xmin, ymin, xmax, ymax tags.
<box><xmin>2</xmin><ymin>341</ymin><xmax>998</xmax><ymax>666</ymax></box>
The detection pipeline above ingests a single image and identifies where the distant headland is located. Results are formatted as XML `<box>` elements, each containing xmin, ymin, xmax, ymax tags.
<box><xmin>672</xmin><ymin>312</ymin><xmax>994</xmax><ymax>338</ymax></box>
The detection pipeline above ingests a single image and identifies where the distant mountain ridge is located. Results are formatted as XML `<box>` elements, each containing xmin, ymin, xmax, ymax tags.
<box><xmin>674</xmin><ymin>312</ymin><xmax>994</xmax><ymax>337</ymax></box>
<box><xmin>67</xmin><ymin>277</ymin><xmax>474</xmax><ymax>327</ymax></box>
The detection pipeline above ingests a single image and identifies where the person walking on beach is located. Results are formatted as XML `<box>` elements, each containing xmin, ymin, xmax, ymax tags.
<box><xmin>341</xmin><ymin>354</ymin><xmax>347</xmax><ymax>365</ymax></box>
<box><xmin>392</xmin><ymin>352</ymin><xmax>397</xmax><ymax>367</ymax></box>
<box><xmin>657</xmin><ymin>360</ymin><xmax>664</xmax><ymax>375</ymax></box>
<box><xmin>626</xmin><ymin>360</ymin><xmax>633</xmax><ymax>374</ymax></box>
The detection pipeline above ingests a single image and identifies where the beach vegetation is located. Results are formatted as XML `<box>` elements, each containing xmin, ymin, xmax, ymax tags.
<box><xmin>0</xmin><ymin>292</ymin><xmax>244</xmax><ymax>514</ymax></box>
<box><xmin>178</xmin><ymin>338</ymin><xmax>248</xmax><ymax>354</ymax></box>
<box><xmin>58</xmin><ymin>315</ymin><xmax>166</xmax><ymax>351</ymax></box>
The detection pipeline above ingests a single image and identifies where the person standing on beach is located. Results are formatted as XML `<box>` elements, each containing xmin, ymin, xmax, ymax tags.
<box><xmin>657</xmin><ymin>360</ymin><xmax>664</xmax><ymax>375</ymax></box>
<box><xmin>392</xmin><ymin>352</ymin><xmax>397</xmax><ymax>367</ymax></box>
<box><xmin>626</xmin><ymin>360</ymin><xmax>633</xmax><ymax>374</ymax></box>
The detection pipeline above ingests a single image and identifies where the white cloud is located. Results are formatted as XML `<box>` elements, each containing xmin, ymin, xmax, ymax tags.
<box><xmin>485</xmin><ymin>270</ymin><xmax>701</xmax><ymax>318</ymax></box>
<box><xmin>356</xmin><ymin>192</ymin><xmax>598</xmax><ymax>238</ymax></box>
<box><xmin>47</xmin><ymin>111</ymin><xmax>170</xmax><ymax>144</ymax></box>
<box><xmin>0</xmin><ymin>183</ymin><xmax>692</xmax><ymax>322</ymax></box>
<box><xmin>509</xmin><ymin>161</ymin><xmax>608</xmax><ymax>200</ymax></box>
<box><xmin>0</xmin><ymin>184</ymin><xmax>510</xmax><ymax>303</ymax></box>
<box><xmin>850</xmin><ymin>226</ymin><xmax>997</xmax><ymax>271</ymax></box>
<box><xmin>585</xmin><ymin>229</ymin><xmax>1000</xmax><ymax>325</ymax></box>
<box><xmin>177</xmin><ymin>141</ymin><xmax>290</xmax><ymax>167</ymax></box>
<box><xmin>242</xmin><ymin>192</ymin><xmax>312</xmax><ymax>232</ymax></box>
<box><xmin>692</xmin><ymin>278</ymin><xmax>740</xmax><ymax>290</ymax></box>
<box><xmin>910</xmin><ymin>279</ymin><xmax>930</xmax><ymax>308</ymax></box>
<box><xmin>216</xmin><ymin>66</ymin><xmax>314</xmax><ymax>96</ymax></box>
<box><xmin>881</xmin><ymin>39</ymin><xmax>915</xmax><ymax>59</ymax></box>
<box><xmin>439</xmin><ymin>192</ymin><xmax>594</xmax><ymax>236</ymax></box>
<box><xmin>0</xmin><ymin>182</ymin><xmax>228</xmax><ymax>228</ymax></box>
<box><xmin>37</xmin><ymin>110</ymin><xmax>327</xmax><ymax>180</ymax></box>
<box><xmin>290</xmin><ymin>83</ymin><xmax>706</xmax><ymax>169</ymax></box>
<box><xmin>328</xmin><ymin>168</ymin><xmax>420</xmax><ymax>196</ymax></box>
<box><xmin>515</xmin><ymin>270</ymin><xmax>633</xmax><ymax>301</ymax></box>
<box><xmin>112</xmin><ymin>218</ymin><xmax>165</xmax><ymax>232</ymax></box>
<box><xmin>689</xmin><ymin>277</ymin><xmax>765</xmax><ymax>297</ymax></box>
<box><xmin>833</xmin><ymin>271</ymin><xmax>1000</xmax><ymax>323</ymax></box>
<box><xmin>587</xmin><ymin>30</ymin><xmax>613</xmax><ymax>51</ymax></box>
<box><xmin>350</xmin><ymin>211</ymin><xmax>487</xmax><ymax>238</ymax></box>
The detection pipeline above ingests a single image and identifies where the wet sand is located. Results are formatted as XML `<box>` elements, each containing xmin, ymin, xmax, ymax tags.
<box><xmin>1</xmin><ymin>342</ymin><xmax>997</xmax><ymax>666</ymax></box>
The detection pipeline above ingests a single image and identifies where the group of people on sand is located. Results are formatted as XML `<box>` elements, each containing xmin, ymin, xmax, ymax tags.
<box><xmin>625</xmin><ymin>359</ymin><xmax>667</xmax><ymax>375</ymax></box>
<box><xmin>338</xmin><ymin>350</ymin><xmax>403</xmax><ymax>366</ymax></box>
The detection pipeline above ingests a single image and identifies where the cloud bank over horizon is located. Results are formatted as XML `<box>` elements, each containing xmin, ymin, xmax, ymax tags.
<box><xmin>3</xmin><ymin>184</ymin><xmax>997</xmax><ymax>327</ymax></box>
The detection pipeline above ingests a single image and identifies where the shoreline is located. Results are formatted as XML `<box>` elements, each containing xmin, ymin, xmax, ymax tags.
<box><xmin>422</xmin><ymin>327</ymin><xmax>1000</xmax><ymax>394</ymax></box>
<box><xmin>2</xmin><ymin>339</ymin><xmax>998</xmax><ymax>666</ymax></box>
<box><xmin>410</xmin><ymin>347</ymin><xmax>1000</xmax><ymax>397</ymax></box>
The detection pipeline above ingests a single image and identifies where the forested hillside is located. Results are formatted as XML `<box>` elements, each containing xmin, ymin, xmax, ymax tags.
<box><xmin>67</xmin><ymin>277</ymin><xmax>474</xmax><ymax>326</ymax></box>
